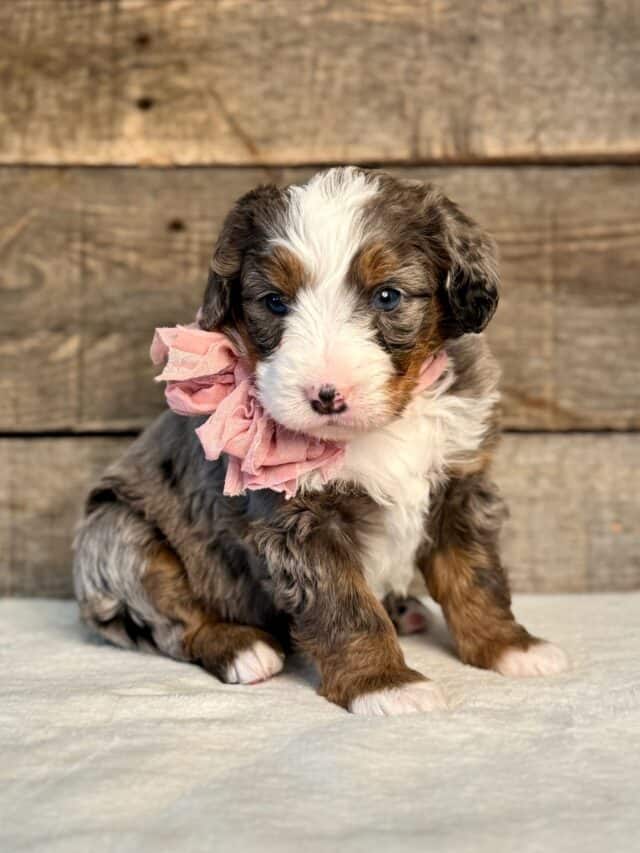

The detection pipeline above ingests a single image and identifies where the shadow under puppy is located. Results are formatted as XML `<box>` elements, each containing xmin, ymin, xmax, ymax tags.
<box><xmin>73</xmin><ymin>167</ymin><xmax>568</xmax><ymax>715</ymax></box>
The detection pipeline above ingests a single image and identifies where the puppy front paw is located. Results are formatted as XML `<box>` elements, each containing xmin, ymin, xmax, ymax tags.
<box><xmin>349</xmin><ymin>680</ymin><xmax>448</xmax><ymax>716</ymax></box>
<box><xmin>494</xmin><ymin>641</ymin><xmax>569</xmax><ymax>678</ymax></box>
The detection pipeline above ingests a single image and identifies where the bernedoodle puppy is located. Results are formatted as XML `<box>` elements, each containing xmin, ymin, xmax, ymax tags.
<box><xmin>73</xmin><ymin>167</ymin><xmax>568</xmax><ymax>715</ymax></box>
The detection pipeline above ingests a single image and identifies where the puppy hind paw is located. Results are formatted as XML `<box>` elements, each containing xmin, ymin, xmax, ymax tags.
<box><xmin>385</xmin><ymin>595</ymin><xmax>431</xmax><ymax>636</ymax></box>
<box><xmin>224</xmin><ymin>640</ymin><xmax>285</xmax><ymax>685</ymax></box>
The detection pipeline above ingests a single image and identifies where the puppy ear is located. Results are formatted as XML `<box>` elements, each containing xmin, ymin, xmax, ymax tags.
<box><xmin>427</xmin><ymin>191</ymin><xmax>500</xmax><ymax>337</ymax></box>
<box><xmin>199</xmin><ymin>185</ymin><xmax>285</xmax><ymax>330</ymax></box>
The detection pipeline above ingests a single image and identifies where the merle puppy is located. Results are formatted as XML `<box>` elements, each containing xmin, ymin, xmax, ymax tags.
<box><xmin>74</xmin><ymin>167</ymin><xmax>568</xmax><ymax>715</ymax></box>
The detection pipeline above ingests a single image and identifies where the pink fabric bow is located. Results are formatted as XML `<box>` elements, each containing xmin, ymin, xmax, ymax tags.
<box><xmin>150</xmin><ymin>324</ymin><xmax>448</xmax><ymax>498</ymax></box>
<box><xmin>150</xmin><ymin>325</ymin><xmax>345</xmax><ymax>498</ymax></box>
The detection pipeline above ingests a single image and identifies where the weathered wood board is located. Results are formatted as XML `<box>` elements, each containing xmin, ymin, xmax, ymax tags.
<box><xmin>496</xmin><ymin>434</ymin><xmax>640</xmax><ymax>594</ymax></box>
<box><xmin>2</xmin><ymin>1</ymin><xmax>639</xmax><ymax>165</ymax></box>
<box><xmin>1</xmin><ymin>433</ymin><xmax>637</xmax><ymax>597</ymax></box>
<box><xmin>0</xmin><ymin>437</ymin><xmax>125</xmax><ymax>597</ymax></box>
<box><xmin>2</xmin><ymin>165</ymin><xmax>639</xmax><ymax>432</ymax></box>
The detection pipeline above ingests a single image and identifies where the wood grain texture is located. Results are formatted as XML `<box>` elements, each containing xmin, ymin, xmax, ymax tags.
<box><xmin>0</xmin><ymin>437</ymin><xmax>125</xmax><ymax>597</ymax></box>
<box><xmin>495</xmin><ymin>435</ymin><xmax>640</xmax><ymax>594</ymax></box>
<box><xmin>1</xmin><ymin>434</ymin><xmax>638</xmax><ymax>597</ymax></box>
<box><xmin>2</xmin><ymin>165</ymin><xmax>639</xmax><ymax>431</ymax></box>
<box><xmin>2</xmin><ymin>0</ymin><xmax>639</xmax><ymax>165</ymax></box>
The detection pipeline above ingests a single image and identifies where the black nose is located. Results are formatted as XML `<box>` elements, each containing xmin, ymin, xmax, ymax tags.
<box><xmin>310</xmin><ymin>384</ymin><xmax>348</xmax><ymax>416</ymax></box>
<box><xmin>318</xmin><ymin>384</ymin><xmax>336</xmax><ymax>405</ymax></box>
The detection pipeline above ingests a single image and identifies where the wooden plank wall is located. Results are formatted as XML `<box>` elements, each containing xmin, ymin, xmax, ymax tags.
<box><xmin>1</xmin><ymin>0</ymin><xmax>638</xmax><ymax>596</ymax></box>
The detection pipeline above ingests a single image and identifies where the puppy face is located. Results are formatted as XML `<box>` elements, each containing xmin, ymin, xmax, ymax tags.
<box><xmin>200</xmin><ymin>167</ymin><xmax>499</xmax><ymax>439</ymax></box>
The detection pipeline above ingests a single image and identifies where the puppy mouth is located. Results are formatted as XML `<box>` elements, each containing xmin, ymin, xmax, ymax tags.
<box><xmin>310</xmin><ymin>399</ymin><xmax>348</xmax><ymax>417</ymax></box>
<box><xmin>304</xmin><ymin>407</ymin><xmax>389</xmax><ymax>439</ymax></box>
<box><xmin>305</xmin><ymin>421</ymin><xmax>358</xmax><ymax>442</ymax></box>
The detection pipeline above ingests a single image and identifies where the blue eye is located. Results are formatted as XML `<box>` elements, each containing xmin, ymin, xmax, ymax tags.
<box><xmin>264</xmin><ymin>293</ymin><xmax>289</xmax><ymax>316</ymax></box>
<box><xmin>372</xmin><ymin>286</ymin><xmax>402</xmax><ymax>312</ymax></box>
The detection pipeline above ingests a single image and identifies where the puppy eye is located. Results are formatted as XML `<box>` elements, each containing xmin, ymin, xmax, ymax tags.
<box><xmin>372</xmin><ymin>286</ymin><xmax>402</xmax><ymax>312</ymax></box>
<box><xmin>264</xmin><ymin>293</ymin><xmax>289</xmax><ymax>316</ymax></box>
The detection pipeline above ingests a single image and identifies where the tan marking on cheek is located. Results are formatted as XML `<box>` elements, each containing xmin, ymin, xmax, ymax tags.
<box><xmin>385</xmin><ymin>306</ymin><xmax>446</xmax><ymax>414</ymax></box>
<box><xmin>262</xmin><ymin>245</ymin><xmax>308</xmax><ymax>299</ymax></box>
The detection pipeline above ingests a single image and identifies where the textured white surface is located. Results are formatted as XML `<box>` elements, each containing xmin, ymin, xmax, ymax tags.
<box><xmin>1</xmin><ymin>595</ymin><xmax>639</xmax><ymax>853</ymax></box>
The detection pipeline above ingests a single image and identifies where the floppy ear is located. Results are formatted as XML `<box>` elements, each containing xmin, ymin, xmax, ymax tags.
<box><xmin>199</xmin><ymin>185</ymin><xmax>285</xmax><ymax>330</ymax></box>
<box><xmin>427</xmin><ymin>191</ymin><xmax>500</xmax><ymax>337</ymax></box>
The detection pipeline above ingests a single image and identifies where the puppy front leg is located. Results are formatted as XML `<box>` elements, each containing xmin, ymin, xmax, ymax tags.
<box><xmin>422</xmin><ymin>474</ymin><xmax>569</xmax><ymax>677</ymax></box>
<box><xmin>253</xmin><ymin>497</ymin><xmax>447</xmax><ymax>715</ymax></box>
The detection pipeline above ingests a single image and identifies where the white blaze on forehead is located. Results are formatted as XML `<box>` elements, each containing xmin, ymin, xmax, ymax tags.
<box><xmin>273</xmin><ymin>166</ymin><xmax>380</xmax><ymax>286</ymax></box>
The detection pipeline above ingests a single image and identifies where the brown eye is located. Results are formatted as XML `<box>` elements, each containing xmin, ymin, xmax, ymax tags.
<box><xmin>373</xmin><ymin>286</ymin><xmax>402</xmax><ymax>312</ymax></box>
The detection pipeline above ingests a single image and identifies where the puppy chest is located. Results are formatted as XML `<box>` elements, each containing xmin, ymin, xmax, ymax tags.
<box><xmin>360</xmin><ymin>494</ymin><xmax>431</xmax><ymax>600</ymax></box>
<box><xmin>335</xmin><ymin>386</ymin><xmax>492</xmax><ymax>599</ymax></box>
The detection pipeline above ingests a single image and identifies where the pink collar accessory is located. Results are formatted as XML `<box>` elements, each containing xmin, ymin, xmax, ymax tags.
<box><xmin>151</xmin><ymin>324</ymin><xmax>448</xmax><ymax>498</ymax></box>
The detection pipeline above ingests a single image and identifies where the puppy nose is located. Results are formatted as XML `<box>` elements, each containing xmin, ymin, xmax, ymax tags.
<box><xmin>308</xmin><ymin>383</ymin><xmax>348</xmax><ymax>415</ymax></box>
<box><xmin>318</xmin><ymin>384</ymin><xmax>336</xmax><ymax>405</ymax></box>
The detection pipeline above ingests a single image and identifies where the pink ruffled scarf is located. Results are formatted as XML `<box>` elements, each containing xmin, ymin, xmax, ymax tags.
<box><xmin>151</xmin><ymin>324</ymin><xmax>448</xmax><ymax>498</ymax></box>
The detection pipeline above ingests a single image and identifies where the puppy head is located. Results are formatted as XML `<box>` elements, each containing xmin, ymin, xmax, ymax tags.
<box><xmin>200</xmin><ymin>167</ymin><xmax>499</xmax><ymax>439</ymax></box>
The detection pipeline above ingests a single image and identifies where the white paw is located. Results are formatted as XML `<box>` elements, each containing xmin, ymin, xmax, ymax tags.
<box><xmin>495</xmin><ymin>642</ymin><xmax>569</xmax><ymax>678</ymax></box>
<box><xmin>224</xmin><ymin>641</ymin><xmax>284</xmax><ymax>685</ymax></box>
<box><xmin>349</xmin><ymin>680</ymin><xmax>448</xmax><ymax>716</ymax></box>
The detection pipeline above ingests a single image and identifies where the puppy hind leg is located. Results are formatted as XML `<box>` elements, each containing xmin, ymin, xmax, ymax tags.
<box><xmin>74</xmin><ymin>502</ymin><xmax>284</xmax><ymax>682</ymax></box>
<box><xmin>143</xmin><ymin>547</ymin><xmax>285</xmax><ymax>684</ymax></box>
<box><xmin>73</xmin><ymin>501</ymin><xmax>184</xmax><ymax>656</ymax></box>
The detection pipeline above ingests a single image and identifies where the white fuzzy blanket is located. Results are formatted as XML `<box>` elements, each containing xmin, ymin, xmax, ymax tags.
<box><xmin>1</xmin><ymin>595</ymin><xmax>638</xmax><ymax>853</ymax></box>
